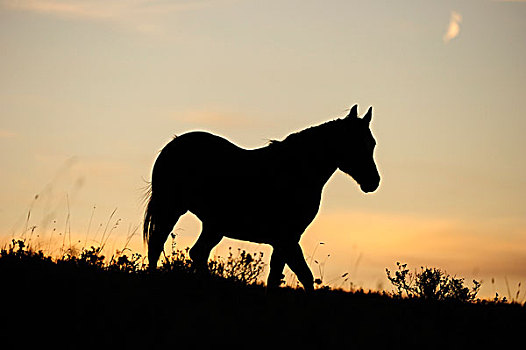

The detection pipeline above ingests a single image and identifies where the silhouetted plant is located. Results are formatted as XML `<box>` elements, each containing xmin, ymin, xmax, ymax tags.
<box><xmin>77</xmin><ymin>246</ymin><xmax>106</xmax><ymax>268</ymax></box>
<box><xmin>1</xmin><ymin>239</ymin><xmax>49</xmax><ymax>263</ymax></box>
<box><xmin>109</xmin><ymin>252</ymin><xmax>143</xmax><ymax>273</ymax></box>
<box><xmin>386</xmin><ymin>262</ymin><xmax>481</xmax><ymax>302</ymax></box>
<box><xmin>8</xmin><ymin>239</ymin><xmax>28</xmax><ymax>257</ymax></box>
<box><xmin>385</xmin><ymin>262</ymin><xmax>414</xmax><ymax>298</ymax></box>
<box><xmin>161</xmin><ymin>246</ymin><xmax>194</xmax><ymax>273</ymax></box>
<box><xmin>159</xmin><ymin>233</ymin><xmax>194</xmax><ymax>273</ymax></box>
<box><xmin>492</xmin><ymin>292</ymin><xmax>508</xmax><ymax>304</ymax></box>
<box><xmin>157</xmin><ymin>243</ymin><xmax>266</xmax><ymax>285</ymax></box>
<box><xmin>209</xmin><ymin>247</ymin><xmax>266</xmax><ymax>285</ymax></box>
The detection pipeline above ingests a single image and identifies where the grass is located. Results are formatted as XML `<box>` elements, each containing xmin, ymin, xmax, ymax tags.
<box><xmin>1</xmin><ymin>238</ymin><xmax>526</xmax><ymax>348</ymax></box>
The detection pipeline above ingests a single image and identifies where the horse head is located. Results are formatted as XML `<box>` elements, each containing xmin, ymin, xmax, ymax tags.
<box><xmin>335</xmin><ymin>105</ymin><xmax>380</xmax><ymax>193</ymax></box>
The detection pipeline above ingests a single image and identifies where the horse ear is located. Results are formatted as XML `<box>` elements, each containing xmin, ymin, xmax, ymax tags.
<box><xmin>363</xmin><ymin>106</ymin><xmax>373</xmax><ymax>124</ymax></box>
<box><xmin>346</xmin><ymin>104</ymin><xmax>358</xmax><ymax>119</ymax></box>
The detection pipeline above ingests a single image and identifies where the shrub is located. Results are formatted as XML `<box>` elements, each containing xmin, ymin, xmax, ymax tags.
<box><xmin>159</xmin><ymin>236</ymin><xmax>266</xmax><ymax>286</ymax></box>
<box><xmin>77</xmin><ymin>246</ymin><xmax>106</xmax><ymax>268</ymax></box>
<box><xmin>1</xmin><ymin>239</ymin><xmax>50</xmax><ymax>264</ymax></box>
<box><xmin>109</xmin><ymin>252</ymin><xmax>144</xmax><ymax>273</ymax></box>
<box><xmin>386</xmin><ymin>262</ymin><xmax>481</xmax><ymax>302</ymax></box>
<box><xmin>3</xmin><ymin>234</ymin><xmax>266</xmax><ymax>288</ymax></box>
<box><xmin>208</xmin><ymin>247</ymin><xmax>266</xmax><ymax>285</ymax></box>
<box><xmin>161</xmin><ymin>246</ymin><xmax>194</xmax><ymax>274</ymax></box>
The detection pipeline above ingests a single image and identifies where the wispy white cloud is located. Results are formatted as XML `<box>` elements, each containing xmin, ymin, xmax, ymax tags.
<box><xmin>443</xmin><ymin>11</ymin><xmax>462</xmax><ymax>44</ymax></box>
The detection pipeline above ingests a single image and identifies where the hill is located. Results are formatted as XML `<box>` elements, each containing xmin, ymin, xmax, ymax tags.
<box><xmin>1</xmin><ymin>241</ymin><xmax>525</xmax><ymax>349</ymax></box>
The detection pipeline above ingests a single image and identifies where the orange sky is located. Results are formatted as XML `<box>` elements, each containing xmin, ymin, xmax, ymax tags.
<box><xmin>1</xmin><ymin>0</ymin><xmax>526</xmax><ymax>300</ymax></box>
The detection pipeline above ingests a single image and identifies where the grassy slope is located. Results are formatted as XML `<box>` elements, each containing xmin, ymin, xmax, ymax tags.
<box><xmin>1</xmin><ymin>250</ymin><xmax>525</xmax><ymax>349</ymax></box>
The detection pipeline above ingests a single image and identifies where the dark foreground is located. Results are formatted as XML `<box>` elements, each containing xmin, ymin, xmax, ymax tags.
<box><xmin>2</xmin><ymin>253</ymin><xmax>525</xmax><ymax>349</ymax></box>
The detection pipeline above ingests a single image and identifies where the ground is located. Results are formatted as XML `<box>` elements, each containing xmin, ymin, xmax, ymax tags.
<box><xmin>2</xmin><ymin>251</ymin><xmax>525</xmax><ymax>349</ymax></box>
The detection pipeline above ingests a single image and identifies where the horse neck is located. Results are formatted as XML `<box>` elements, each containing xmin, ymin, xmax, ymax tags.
<box><xmin>307</xmin><ymin>153</ymin><xmax>337</xmax><ymax>188</ymax></box>
<box><xmin>306</xmin><ymin>141</ymin><xmax>338</xmax><ymax>186</ymax></box>
<box><xmin>281</xmin><ymin>123</ymin><xmax>339</xmax><ymax>186</ymax></box>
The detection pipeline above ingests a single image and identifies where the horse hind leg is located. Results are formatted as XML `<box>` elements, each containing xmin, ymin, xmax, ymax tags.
<box><xmin>147</xmin><ymin>209</ymin><xmax>184</xmax><ymax>270</ymax></box>
<box><xmin>189</xmin><ymin>226</ymin><xmax>223</xmax><ymax>273</ymax></box>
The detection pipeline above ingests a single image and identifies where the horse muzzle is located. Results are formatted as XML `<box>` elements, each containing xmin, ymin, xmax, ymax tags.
<box><xmin>360</xmin><ymin>177</ymin><xmax>380</xmax><ymax>193</ymax></box>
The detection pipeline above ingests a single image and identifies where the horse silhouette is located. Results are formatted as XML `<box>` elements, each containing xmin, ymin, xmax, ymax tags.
<box><xmin>143</xmin><ymin>104</ymin><xmax>380</xmax><ymax>291</ymax></box>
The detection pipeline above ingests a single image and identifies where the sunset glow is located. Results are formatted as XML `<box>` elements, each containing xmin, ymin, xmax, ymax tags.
<box><xmin>1</xmin><ymin>0</ymin><xmax>525</xmax><ymax>300</ymax></box>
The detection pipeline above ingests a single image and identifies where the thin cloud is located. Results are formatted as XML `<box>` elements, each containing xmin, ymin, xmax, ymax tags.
<box><xmin>2</xmin><ymin>0</ymin><xmax>224</xmax><ymax>19</ymax></box>
<box><xmin>2</xmin><ymin>0</ymin><xmax>123</xmax><ymax>20</ymax></box>
<box><xmin>443</xmin><ymin>11</ymin><xmax>462</xmax><ymax>44</ymax></box>
<box><xmin>1</xmin><ymin>0</ymin><xmax>237</xmax><ymax>33</ymax></box>
<box><xmin>0</xmin><ymin>129</ymin><xmax>17</xmax><ymax>139</ymax></box>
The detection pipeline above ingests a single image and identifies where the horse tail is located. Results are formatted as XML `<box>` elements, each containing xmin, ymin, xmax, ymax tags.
<box><xmin>143</xmin><ymin>183</ymin><xmax>155</xmax><ymax>245</ymax></box>
<box><xmin>143</xmin><ymin>137</ymin><xmax>181</xmax><ymax>247</ymax></box>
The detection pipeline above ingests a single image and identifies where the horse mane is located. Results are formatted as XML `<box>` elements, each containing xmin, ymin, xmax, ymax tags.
<box><xmin>267</xmin><ymin>118</ymin><xmax>343</xmax><ymax>149</ymax></box>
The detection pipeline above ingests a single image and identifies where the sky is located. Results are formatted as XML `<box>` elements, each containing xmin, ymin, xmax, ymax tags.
<box><xmin>1</xmin><ymin>0</ymin><xmax>525</xmax><ymax>299</ymax></box>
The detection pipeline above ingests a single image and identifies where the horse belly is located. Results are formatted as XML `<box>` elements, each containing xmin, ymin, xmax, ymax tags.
<box><xmin>187</xmin><ymin>183</ymin><xmax>279</xmax><ymax>243</ymax></box>
<box><xmin>189</xmin><ymin>185</ymin><xmax>321</xmax><ymax>245</ymax></box>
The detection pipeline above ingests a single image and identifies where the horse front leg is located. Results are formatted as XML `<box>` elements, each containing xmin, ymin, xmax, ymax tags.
<box><xmin>283</xmin><ymin>242</ymin><xmax>314</xmax><ymax>293</ymax></box>
<box><xmin>267</xmin><ymin>246</ymin><xmax>286</xmax><ymax>290</ymax></box>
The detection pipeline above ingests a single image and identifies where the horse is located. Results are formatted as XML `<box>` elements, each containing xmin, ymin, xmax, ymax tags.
<box><xmin>143</xmin><ymin>104</ymin><xmax>380</xmax><ymax>292</ymax></box>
